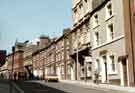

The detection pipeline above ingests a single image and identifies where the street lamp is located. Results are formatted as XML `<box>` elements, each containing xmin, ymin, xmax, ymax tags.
<box><xmin>11</xmin><ymin>46</ymin><xmax>15</xmax><ymax>80</ymax></box>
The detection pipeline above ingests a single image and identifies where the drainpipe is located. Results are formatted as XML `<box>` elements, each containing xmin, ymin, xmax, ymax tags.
<box><xmin>129</xmin><ymin>0</ymin><xmax>135</xmax><ymax>85</ymax></box>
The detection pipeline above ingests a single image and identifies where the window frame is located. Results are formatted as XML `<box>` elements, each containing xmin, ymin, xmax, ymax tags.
<box><xmin>106</xmin><ymin>23</ymin><xmax>114</xmax><ymax>42</ymax></box>
<box><xmin>93</xmin><ymin>14</ymin><xmax>99</xmax><ymax>28</ymax></box>
<box><xmin>105</xmin><ymin>2</ymin><xmax>113</xmax><ymax>20</ymax></box>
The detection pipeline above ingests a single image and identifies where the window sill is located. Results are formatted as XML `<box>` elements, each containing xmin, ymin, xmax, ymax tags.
<box><xmin>105</xmin><ymin>15</ymin><xmax>114</xmax><ymax>22</ymax></box>
<box><xmin>92</xmin><ymin>35</ymin><xmax>125</xmax><ymax>50</ymax></box>
<box><xmin>92</xmin><ymin>24</ymin><xmax>100</xmax><ymax>29</ymax></box>
<box><xmin>108</xmin><ymin>71</ymin><xmax>118</xmax><ymax>75</ymax></box>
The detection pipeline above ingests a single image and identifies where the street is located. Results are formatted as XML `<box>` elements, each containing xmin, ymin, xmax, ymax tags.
<box><xmin>15</xmin><ymin>81</ymin><xmax>123</xmax><ymax>93</ymax></box>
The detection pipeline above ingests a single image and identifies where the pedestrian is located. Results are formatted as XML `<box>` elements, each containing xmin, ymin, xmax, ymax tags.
<box><xmin>14</xmin><ymin>72</ymin><xmax>17</xmax><ymax>80</ymax></box>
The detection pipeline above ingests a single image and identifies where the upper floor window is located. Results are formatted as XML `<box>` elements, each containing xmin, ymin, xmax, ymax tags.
<box><xmin>94</xmin><ymin>32</ymin><xmax>99</xmax><ymax>46</ymax></box>
<box><xmin>79</xmin><ymin>3</ymin><xmax>83</xmax><ymax>9</ymax></box>
<box><xmin>79</xmin><ymin>3</ymin><xmax>83</xmax><ymax>17</ymax></box>
<box><xmin>84</xmin><ymin>0</ymin><xmax>87</xmax><ymax>3</ymax></box>
<box><xmin>93</xmin><ymin>14</ymin><xmax>98</xmax><ymax>28</ymax></box>
<box><xmin>74</xmin><ymin>8</ymin><xmax>77</xmax><ymax>15</ymax></box>
<box><xmin>73</xmin><ymin>8</ymin><xmax>77</xmax><ymax>22</ymax></box>
<box><xmin>106</xmin><ymin>2</ymin><xmax>112</xmax><ymax>19</ymax></box>
<box><xmin>107</xmin><ymin>23</ymin><xmax>114</xmax><ymax>41</ymax></box>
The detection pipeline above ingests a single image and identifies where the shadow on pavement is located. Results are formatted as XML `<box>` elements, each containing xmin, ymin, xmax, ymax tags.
<box><xmin>15</xmin><ymin>80</ymin><xmax>67</xmax><ymax>93</ymax></box>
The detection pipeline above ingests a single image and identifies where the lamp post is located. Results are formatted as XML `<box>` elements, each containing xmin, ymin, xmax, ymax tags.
<box><xmin>76</xmin><ymin>42</ymin><xmax>79</xmax><ymax>80</ymax></box>
<box><xmin>43</xmin><ymin>53</ymin><xmax>45</xmax><ymax>80</ymax></box>
<box><xmin>11</xmin><ymin>46</ymin><xmax>15</xmax><ymax>80</ymax></box>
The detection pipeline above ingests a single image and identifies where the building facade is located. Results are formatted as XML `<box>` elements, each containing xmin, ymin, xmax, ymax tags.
<box><xmin>71</xmin><ymin>0</ymin><xmax>93</xmax><ymax>81</ymax></box>
<box><xmin>71</xmin><ymin>0</ymin><xmax>128</xmax><ymax>86</ymax></box>
<box><xmin>122</xmin><ymin>0</ymin><xmax>135</xmax><ymax>86</ymax></box>
<box><xmin>6</xmin><ymin>42</ymin><xmax>24</xmax><ymax>80</ymax></box>
<box><xmin>90</xmin><ymin>0</ymin><xmax>126</xmax><ymax>85</ymax></box>
<box><xmin>63</xmin><ymin>28</ymin><xmax>72</xmax><ymax>80</ymax></box>
<box><xmin>0</xmin><ymin>59</ymin><xmax>9</xmax><ymax>79</ymax></box>
<box><xmin>1</xmin><ymin>0</ymin><xmax>135</xmax><ymax>87</ymax></box>
<box><xmin>55</xmin><ymin>35</ymin><xmax>65</xmax><ymax>80</ymax></box>
<box><xmin>23</xmin><ymin>44</ymin><xmax>37</xmax><ymax>79</ymax></box>
<box><xmin>32</xmin><ymin>35</ymin><xmax>51</xmax><ymax>79</ymax></box>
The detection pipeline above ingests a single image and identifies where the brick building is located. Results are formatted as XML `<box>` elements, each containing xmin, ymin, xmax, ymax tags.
<box><xmin>6</xmin><ymin>42</ymin><xmax>24</xmax><ymax>80</ymax></box>
<box><xmin>32</xmin><ymin>35</ymin><xmax>51</xmax><ymax>79</ymax></box>
<box><xmin>55</xmin><ymin>35</ymin><xmax>65</xmax><ymax>80</ymax></box>
<box><xmin>23</xmin><ymin>43</ymin><xmax>37</xmax><ymax>79</ymax></box>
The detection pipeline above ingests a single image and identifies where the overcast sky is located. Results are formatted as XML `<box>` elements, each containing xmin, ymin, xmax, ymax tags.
<box><xmin>0</xmin><ymin>0</ymin><xmax>72</xmax><ymax>53</ymax></box>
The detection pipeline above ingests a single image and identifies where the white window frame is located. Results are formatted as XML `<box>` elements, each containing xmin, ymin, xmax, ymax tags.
<box><xmin>94</xmin><ymin>31</ymin><xmax>99</xmax><ymax>46</ymax></box>
<box><xmin>93</xmin><ymin>14</ymin><xmax>99</xmax><ymax>28</ymax></box>
<box><xmin>110</xmin><ymin>55</ymin><xmax>116</xmax><ymax>72</ymax></box>
<box><xmin>73</xmin><ymin>8</ymin><xmax>78</xmax><ymax>23</ymax></box>
<box><xmin>106</xmin><ymin>23</ymin><xmax>114</xmax><ymax>42</ymax></box>
<box><xmin>105</xmin><ymin>2</ymin><xmax>113</xmax><ymax>20</ymax></box>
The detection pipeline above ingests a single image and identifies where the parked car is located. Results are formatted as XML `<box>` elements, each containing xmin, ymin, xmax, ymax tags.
<box><xmin>46</xmin><ymin>74</ymin><xmax>59</xmax><ymax>82</ymax></box>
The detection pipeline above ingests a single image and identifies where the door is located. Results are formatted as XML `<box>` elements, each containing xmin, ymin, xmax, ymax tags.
<box><xmin>56</xmin><ymin>66</ymin><xmax>61</xmax><ymax>80</ymax></box>
<box><xmin>71</xmin><ymin>64</ymin><xmax>74</xmax><ymax>80</ymax></box>
<box><xmin>122</xmin><ymin>59</ymin><xmax>128</xmax><ymax>86</ymax></box>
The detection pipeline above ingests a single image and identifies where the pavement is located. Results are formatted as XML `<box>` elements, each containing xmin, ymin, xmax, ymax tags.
<box><xmin>33</xmin><ymin>80</ymin><xmax>134</xmax><ymax>93</ymax></box>
<box><xmin>14</xmin><ymin>80</ymin><xmax>135</xmax><ymax>93</ymax></box>
<box><xmin>0</xmin><ymin>80</ymin><xmax>10</xmax><ymax>93</ymax></box>
<box><xmin>15</xmin><ymin>80</ymin><xmax>66</xmax><ymax>93</ymax></box>
<box><xmin>59</xmin><ymin>80</ymin><xmax>135</xmax><ymax>93</ymax></box>
<box><xmin>27</xmin><ymin>81</ymin><xmax>110</xmax><ymax>93</ymax></box>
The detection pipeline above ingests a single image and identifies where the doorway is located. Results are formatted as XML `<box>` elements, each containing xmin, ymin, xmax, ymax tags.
<box><xmin>122</xmin><ymin>58</ymin><xmax>128</xmax><ymax>86</ymax></box>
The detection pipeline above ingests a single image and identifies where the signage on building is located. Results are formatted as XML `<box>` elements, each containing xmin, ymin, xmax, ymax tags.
<box><xmin>85</xmin><ymin>56</ymin><xmax>92</xmax><ymax>62</ymax></box>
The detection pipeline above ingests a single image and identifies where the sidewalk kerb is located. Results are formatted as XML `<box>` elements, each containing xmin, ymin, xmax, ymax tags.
<box><xmin>59</xmin><ymin>80</ymin><xmax>135</xmax><ymax>93</ymax></box>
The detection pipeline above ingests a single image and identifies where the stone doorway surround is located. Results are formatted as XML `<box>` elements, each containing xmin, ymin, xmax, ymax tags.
<box><xmin>118</xmin><ymin>55</ymin><xmax>128</xmax><ymax>86</ymax></box>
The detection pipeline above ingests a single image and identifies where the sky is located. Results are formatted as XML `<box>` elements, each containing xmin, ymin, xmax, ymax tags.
<box><xmin>0</xmin><ymin>0</ymin><xmax>72</xmax><ymax>53</ymax></box>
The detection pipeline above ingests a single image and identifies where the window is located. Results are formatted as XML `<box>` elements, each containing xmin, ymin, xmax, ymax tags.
<box><xmin>62</xmin><ymin>52</ymin><xmax>64</xmax><ymax>60</ymax></box>
<box><xmin>93</xmin><ymin>14</ymin><xmax>98</xmax><ymax>27</ymax></box>
<box><xmin>67</xmin><ymin>65</ymin><xmax>71</xmax><ymax>74</ymax></box>
<box><xmin>86</xmin><ymin>22</ymin><xmax>89</xmax><ymax>32</ymax></box>
<box><xmin>96</xmin><ymin>59</ymin><xmax>100</xmax><ymax>71</ymax></box>
<box><xmin>106</xmin><ymin>3</ymin><xmax>112</xmax><ymax>19</ymax></box>
<box><xmin>73</xmin><ymin>8</ymin><xmax>77</xmax><ymax>22</ymax></box>
<box><xmin>61</xmin><ymin>66</ymin><xmax>64</xmax><ymax>74</ymax></box>
<box><xmin>85</xmin><ymin>0</ymin><xmax>87</xmax><ymax>3</ymax></box>
<box><xmin>103</xmin><ymin>56</ymin><xmax>107</xmax><ymax>63</ymax></box>
<box><xmin>94</xmin><ymin>32</ymin><xmax>99</xmax><ymax>46</ymax></box>
<box><xmin>79</xmin><ymin>3</ymin><xmax>83</xmax><ymax>9</ymax></box>
<box><xmin>107</xmin><ymin>24</ymin><xmax>114</xmax><ymax>41</ymax></box>
<box><xmin>110</xmin><ymin>55</ymin><xmax>115</xmax><ymax>71</ymax></box>
<box><xmin>74</xmin><ymin>9</ymin><xmax>77</xmax><ymax>16</ymax></box>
